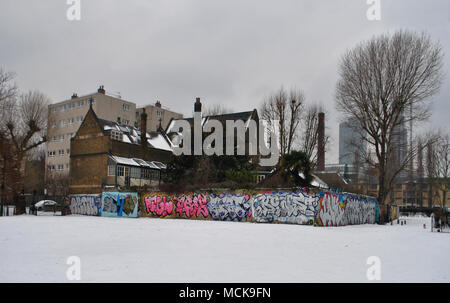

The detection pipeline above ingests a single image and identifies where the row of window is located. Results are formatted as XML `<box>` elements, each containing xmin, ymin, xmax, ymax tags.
<box><xmin>50</xmin><ymin>133</ymin><xmax>74</xmax><ymax>142</ymax></box>
<box><xmin>51</xmin><ymin>99</ymin><xmax>96</xmax><ymax>113</ymax></box>
<box><xmin>48</xmin><ymin>149</ymin><xmax>70</xmax><ymax>157</ymax></box>
<box><xmin>108</xmin><ymin>165</ymin><xmax>160</xmax><ymax>180</ymax></box>
<box><xmin>47</xmin><ymin>164</ymin><xmax>70</xmax><ymax>172</ymax></box>
<box><xmin>51</xmin><ymin>116</ymin><xmax>84</xmax><ymax>128</ymax></box>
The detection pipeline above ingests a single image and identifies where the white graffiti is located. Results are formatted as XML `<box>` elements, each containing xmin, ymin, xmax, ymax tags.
<box><xmin>70</xmin><ymin>195</ymin><xmax>101</xmax><ymax>216</ymax></box>
<box><xmin>317</xmin><ymin>193</ymin><xmax>378</xmax><ymax>226</ymax></box>
<box><xmin>208</xmin><ymin>194</ymin><xmax>251</xmax><ymax>221</ymax></box>
<box><xmin>251</xmin><ymin>192</ymin><xmax>318</xmax><ymax>225</ymax></box>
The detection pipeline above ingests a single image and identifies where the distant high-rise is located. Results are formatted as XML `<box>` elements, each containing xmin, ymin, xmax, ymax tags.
<box><xmin>339</xmin><ymin>118</ymin><xmax>367</xmax><ymax>166</ymax></box>
<box><xmin>391</xmin><ymin>114</ymin><xmax>409</xmax><ymax>181</ymax></box>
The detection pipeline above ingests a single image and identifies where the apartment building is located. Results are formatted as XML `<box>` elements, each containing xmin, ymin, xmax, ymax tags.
<box><xmin>136</xmin><ymin>101</ymin><xmax>183</xmax><ymax>132</ymax></box>
<box><xmin>46</xmin><ymin>86</ymin><xmax>136</xmax><ymax>176</ymax></box>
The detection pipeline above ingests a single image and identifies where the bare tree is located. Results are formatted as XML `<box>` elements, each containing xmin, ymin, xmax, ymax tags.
<box><xmin>0</xmin><ymin>69</ymin><xmax>51</xmax><ymax>214</ymax></box>
<box><xmin>203</xmin><ymin>104</ymin><xmax>234</xmax><ymax>116</ymax></box>
<box><xmin>335</xmin><ymin>30</ymin><xmax>444</xmax><ymax>217</ymax></box>
<box><xmin>260</xmin><ymin>87</ymin><xmax>304</xmax><ymax>156</ymax></box>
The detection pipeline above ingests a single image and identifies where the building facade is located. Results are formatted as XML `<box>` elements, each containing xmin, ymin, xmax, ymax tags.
<box><xmin>46</xmin><ymin>86</ymin><xmax>137</xmax><ymax>177</ymax></box>
<box><xmin>69</xmin><ymin>105</ymin><xmax>173</xmax><ymax>194</ymax></box>
<box><xmin>136</xmin><ymin>101</ymin><xmax>184</xmax><ymax>132</ymax></box>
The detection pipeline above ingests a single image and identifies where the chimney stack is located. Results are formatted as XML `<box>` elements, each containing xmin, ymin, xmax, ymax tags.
<box><xmin>140</xmin><ymin>109</ymin><xmax>148</xmax><ymax>147</ymax></box>
<box><xmin>155</xmin><ymin>101</ymin><xmax>162</xmax><ymax>108</ymax></box>
<box><xmin>194</xmin><ymin>97</ymin><xmax>202</xmax><ymax>113</ymax></box>
<box><xmin>98</xmin><ymin>85</ymin><xmax>106</xmax><ymax>94</ymax></box>
<box><xmin>317</xmin><ymin>112</ymin><xmax>325</xmax><ymax>171</ymax></box>
<box><xmin>71</xmin><ymin>93</ymin><xmax>78</xmax><ymax>99</ymax></box>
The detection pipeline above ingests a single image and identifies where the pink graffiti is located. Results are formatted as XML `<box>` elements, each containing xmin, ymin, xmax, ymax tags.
<box><xmin>144</xmin><ymin>196</ymin><xmax>174</xmax><ymax>217</ymax></box>
<box><xmin>175</xmin><ymin>194</ymin><xmax>209</xmax><ymax>218</ymax></box>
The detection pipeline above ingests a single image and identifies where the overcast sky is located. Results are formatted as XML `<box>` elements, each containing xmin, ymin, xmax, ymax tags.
<box><xmin>1</xmin><ymin>0</ymin><xmax>449</xmax><ymax>163</ymax></box>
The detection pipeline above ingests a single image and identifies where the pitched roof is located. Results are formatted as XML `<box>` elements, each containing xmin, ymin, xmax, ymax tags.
<box><xmin>97</xmin><ymin>118</ymin><xmax>173</xmax><ymax>152</ymax></box>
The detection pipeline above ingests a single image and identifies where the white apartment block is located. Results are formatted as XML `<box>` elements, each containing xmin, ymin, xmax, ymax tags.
<box><xmin>45</xmin><ymin>86</ymin><xmax>137</xmax><ymax>176</ymax></box>
<box><xmin>136</xmin><ymin>101</ymin><xmax>184</xmax><ymax>132</ymax></box>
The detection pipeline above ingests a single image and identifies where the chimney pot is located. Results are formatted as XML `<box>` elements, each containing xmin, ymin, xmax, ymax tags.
<box><xmin>194</xmin><ymin>97</ymin><xmax>202</xmax><ymax>113</ymax></box>
<box><xmin>98</xmin><ymin>85</ymin><xmax>106</xmax><ymax>94</ymax></box>
<box><xmin>317</xmin><ymin>112</ymin><xmax>325</xmax><ymax>171</ymax></box>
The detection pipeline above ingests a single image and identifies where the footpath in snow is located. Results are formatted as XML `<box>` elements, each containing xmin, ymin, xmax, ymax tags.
<box><xmin>0</xmin><ymin>215</ymin><xmax>448</xmax><ymax>283</ymax></box>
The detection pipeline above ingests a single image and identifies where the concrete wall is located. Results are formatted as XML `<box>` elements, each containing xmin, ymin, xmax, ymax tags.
<box><xmin>67</xmin><ymin>190</ymin><xmax>380</xmax><ymax>226</ymax></box>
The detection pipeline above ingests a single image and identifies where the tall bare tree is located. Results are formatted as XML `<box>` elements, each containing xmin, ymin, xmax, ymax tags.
<box><xmin>0</xmin><ymin>69</ymin><xmax>51</xmax><ymax>214</ymax></box>
<box><xmin>335</xmin><ymin>30</ymin><xmax>444</xmax><ymax>218</ymax></box>
<box><xmin>260</xmin><ymin>87</ymin><xmax>304</xmax><ymax>156</ymax></box>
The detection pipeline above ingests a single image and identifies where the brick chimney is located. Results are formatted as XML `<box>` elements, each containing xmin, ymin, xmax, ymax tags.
<box><xmin>98</xmin><ymin>85</ymin><xmax>106</xmax><ymax>94</ymax></box>
<box><xmin>71</xmin><ymin>93</ymin><xmax>78</xmax><ymax>99</ymax></box>
<box><xmin>140</xmin><ymin>109</ymin><xmax>148</xmax><ymax>147</ymax></box>
<box><xmin>317</xmin><ymin>112</ymin><xmax>325</xmax><ymax>171</ymax></box>
<box><xmin>194</xmin><ymin>97</ymin><xmax>202</xmax><ymax>113</ymax></box>
<box><xmin>155</xmin><ymin>101</ymin><xmax>162</xmax><ymax>108</ymax></box>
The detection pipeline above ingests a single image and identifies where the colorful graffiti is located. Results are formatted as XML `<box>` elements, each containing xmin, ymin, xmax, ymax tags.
<box><xmin>208</xmin><ymin>193</ymin><xmax>251</xmax><ymax>221</ymax></box>
<box><xmin>101</xmin><ymin>192</ymin><xmax>139</xmax><ymax>218</ymax></box>
<box><xmin>69</xmin><ymin>195</ymin><xmax>102</xmax><ymax>216</ymax></box>
<box><xmin>140</xmin><ymin>193</ymin><xmax>209</xmax><ymax>219</ymax></box>
<box><xmin>316</xmin><ymin>193</ymin><xmax>379</xmax><ymax>226</ymax></box>
<box><xmin>251</xmin><ymin>191</ymin><xmax>318</xmax><ymax>225</ymax></box>
<box><xmin>142</xmin><ymin>194</ymin><xmax>174</xmax><ymax>217</ymax></box>
<box><xmin>90</xmin><ymin>190</ymin><xmax>380</xmax><ymax>225</ymax></box>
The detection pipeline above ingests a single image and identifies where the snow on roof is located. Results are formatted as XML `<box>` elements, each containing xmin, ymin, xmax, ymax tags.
<box><xmin>148</xmin><ymin>135</ymin><xmax>173</xmax><ymax>152</ymax></box>
<box><xmin>109</xmin><ymin>156</ymin><xmax>165</xmax><ymax>170</ymax></box>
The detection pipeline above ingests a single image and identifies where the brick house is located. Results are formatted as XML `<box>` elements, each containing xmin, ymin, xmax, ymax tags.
<box><xmin>69</xmin><ymin>103</ymin><xmax>173</xmax><ymax>194</ymax></box>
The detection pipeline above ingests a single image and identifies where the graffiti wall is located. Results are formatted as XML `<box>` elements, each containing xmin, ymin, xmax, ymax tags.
<box><xmin>70</xmin><ymin>190</ymin><xmax>379</xmax><ymax>225</ymax></box>
<box><xmin>69</xmin><ymin>194</ymin><xmax>102</xmax><ymax>216</ymax></box>
<box><xmin>316</xmin><ymin>193</ymin><xmax>379</xmax><ymax>226</ymax></box>
<box><xmin>250</xmin><ymin>191</ymin><xmax>317</xmax><ymax>225</ymax></box>
<box><xmin>101</xmin><ymin>192</ymin><xmax>139</xmax><ymax>218</ymax></box>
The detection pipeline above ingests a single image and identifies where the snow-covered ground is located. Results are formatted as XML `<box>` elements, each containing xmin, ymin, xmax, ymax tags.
<box><xmin>0</xmin><ymin>215</ymin><xmax>448</xmax><ymax>283</ymax></box>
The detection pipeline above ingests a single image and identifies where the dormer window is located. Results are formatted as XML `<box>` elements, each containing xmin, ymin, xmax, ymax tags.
<box><xmin>111</xmin><ymin>130</ymin><xmax>123</xmax><ymax>141</ymax></box>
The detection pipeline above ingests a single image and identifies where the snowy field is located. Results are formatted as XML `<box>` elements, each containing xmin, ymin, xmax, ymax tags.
<box><xmin>0</xmin><ymin>215</ymin><xmax>448</xmax><ymax>283</ymax></box>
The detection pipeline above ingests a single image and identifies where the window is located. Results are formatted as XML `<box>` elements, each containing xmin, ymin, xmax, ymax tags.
<box><xmin>57</xmin><ymin>164</ymin><xmax>64</xmax><ymax>171</ymax></box>
<box><xmin>48</xmin><ymin>151</ymin><xmax>56</xmax><ymax>157</ymax></box>
<box><xmin>77</xmin><ymin>116</ymin><xmax>83</xmax><ymax>123</ymax></box>
<box><xmin>78</xmin><ymin>100</ymin><xmax>84</xmax><ymax>108</ymax></box>
<box><xmin>123</xmin><ymin>119</ymin><xmax>130</xmax><ymax>125</ymax></box>
<box><xmin>67</xmin><ymin>149</ymin><xmax>70</xmax><ymax>155</ymax></box>
<box><xmin>108</xmin><ymin>165</ymin><xmax>116</xmax><ymax>176</ymax></box>
<box><xmin>60</xmin><ymin>135</ymin><xmax>65</xmax><ymax>141</ymax></box>
<box><xmin>61</xmin><ymin>105</ymin><xmax>66</xmax><ymax>112</ymax></box>
<box><xmin>111</xmin><ymin>131</ymin><xmax>123</xmax><ymax>141</ymax></box>
<box><xmin>117</xmin><ymin>166</ymin><xmax>124</xmax><ymax>177</ymax></box>
<box><xmin>68</xmin><ymin>103</ymin><xmax>75</xmax><ymax>110</ymax></box>
<box><xmin>60</xmin><ymin>120</ymin><xmax>66</xmax><ymax>128</ymax></box>
<box><xmin>48</xmin><ymin>165</ymin><xmax>55</xmax><ymax>172</ymax></box>
<box><xmin>51</xmin><ymin>122</ymin><xmax>57</xmax><ymax>128</ymax></box>
<box><xmin>59</xmin><ymin>149</ymin><xmax>64</xmax><ymax>156</ymax></box>
<box><xmin>68</xmin><ymin>118</ymin><xmax>74</xmax><ymax>125</ymax></box>
<box><xmin>66</xmin><ymin>164</ymin><xmax>70</xmax><ymax>171</ymax></box>
<box><xmin>123</xmin><ymin>104</ymin><xmax>130</xmax><ymax>112</ymax></box>
<box><xmin>51</xmin><ymin>107</ymin><xmax>57</xmax><ymax>114</ymax></box>
<box><xmin>52</xmin><ymin>136</ymin><xmax>57</xmax><ymax>142</ymax></box>
<box><xmin>131</xmin><ymin>167</ymin><xmax>140</xmax><ymax>178</ymax></box>
<box><xmin>156</xmin><ymin>110</ymin><xmax>162</xmax><ymax>117</ymax></box>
